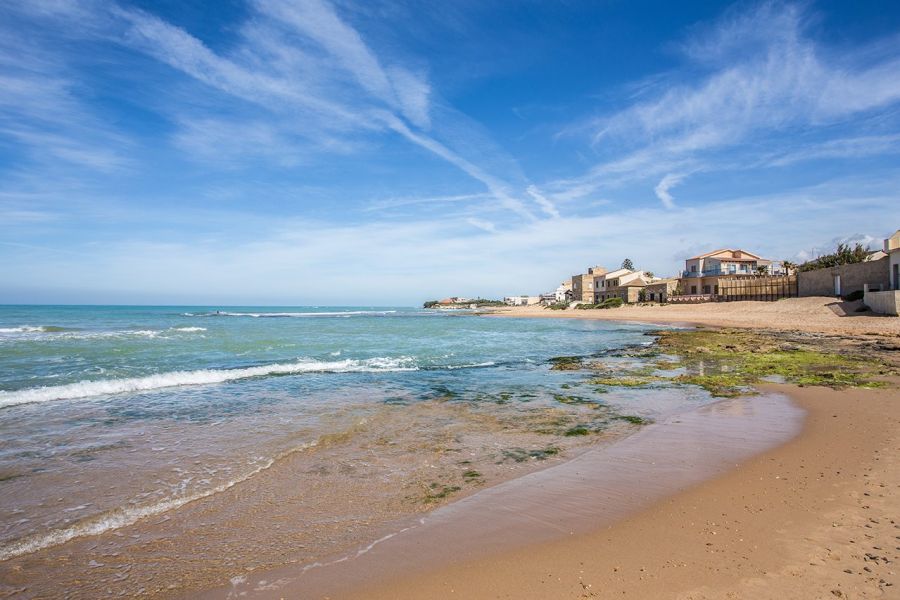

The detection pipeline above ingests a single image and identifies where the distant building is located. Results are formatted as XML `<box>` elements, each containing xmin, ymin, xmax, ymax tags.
<box><xmin>504</xmin><ymin>295</ymin><xmax>541</xmax><ymax>306</ymax></box>
<box><xmin>555</xmin><ymin>280</ymin><xmax>572</xmax><ymax>303</ymax></box>
<box><xmin>539</xmin><ymin>292</ymin><xmax>558</xmax><ymax>305</ymax></box>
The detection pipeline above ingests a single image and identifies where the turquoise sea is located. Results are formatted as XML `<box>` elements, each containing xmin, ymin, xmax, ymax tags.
<box><xmin>0</xmin><ymin>305</ymin><xmax>712</xmax><ymax>596</ymax></box>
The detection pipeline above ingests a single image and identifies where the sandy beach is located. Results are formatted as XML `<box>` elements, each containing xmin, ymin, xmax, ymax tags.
<box><xmin>343</xmin><ymin>383</ymin><xmax>898</xmax><ymax>600</ymax></box>
<box><xmin>205</xmin><ymin>301</ymin><xmax>899</xmax><ymax>600</ymax></box>
<box><xmin>483</xmin><ymin>296</ymin><xmax>900</xmax><ymax>337</ymax></box>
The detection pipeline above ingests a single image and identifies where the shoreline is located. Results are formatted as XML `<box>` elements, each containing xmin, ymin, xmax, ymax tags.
<box><xmin>338</xmin><ymin>381</ymin><xmax>898</xmax><ymax>599</ymax></box>
<box><xmin>207</xmin><ymin>305</ymin><xmax>899</xmax><ymax>599</ymax></box>
<box><xmin>204</xmin><ymin>390</ymin><xmax>807</xmax><ymax>599</ymax></box>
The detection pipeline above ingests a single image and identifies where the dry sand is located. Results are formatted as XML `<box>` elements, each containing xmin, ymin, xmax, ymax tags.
<box><xmin>484</xmin><ymin>296</ymin><xmax>900</xmax><ymax>337</ymax></box>
<box><xmin>348</xmin><ymin>384</ymin><xmax>899</xmax><ymax>600</ymax></box>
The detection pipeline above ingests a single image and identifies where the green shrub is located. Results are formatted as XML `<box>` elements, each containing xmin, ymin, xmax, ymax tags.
<box><xmin>600</xmin><ymin>297</ymin><xmax>624</xmax><ymax>309</ymax></box>
<box><xmin>798</xmin><ymin>242</ymin><xmax>871</xmax><ymax>272</ymax></box>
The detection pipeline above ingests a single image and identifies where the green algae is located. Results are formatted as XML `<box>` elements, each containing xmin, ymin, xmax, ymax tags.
<box><xmin>587</xmin><ymin>375</ymin><xmax>662</xmax><ymax>388</ymax></box>
<box><xmin>553</xmin><ymin>393</ymin><xmax>603</xmax><ymax>408</ymax></box>
<box><xmin>563</xmin><ymin>425</ymin><xmax>591</xmax><ymax>436</ymax></box>
<box><xmin>675</xmin><ymin>373</ymin><xmax>755</xmax><ymax>397</ymax></box>
<box><xmin>656</xmin><ymin>328</ymin><xmax>893</xmax><ymax>395</ymax></box>
<box><xmin>615</xmin><ymin>415</ymin><xmax>650</xmax><ymax>425</ymax></box>
<box><xmin>501</xmin><ymin>446</ymin><xmax>561</xmax><ymax>463</ymax></box>
<box><xmin>549</xmin><ymin>356</ymin><xmax>583</xmax><ymax>370</ymax></box>
<box><xmin>424</xmin><ymin>483</ymin><xmax>462</xmax><ymax>503</ymax></box>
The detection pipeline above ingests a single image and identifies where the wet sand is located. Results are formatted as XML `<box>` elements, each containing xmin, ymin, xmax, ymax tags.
<box><xmin>333</xmin><ymin>383</ymin><xmax>900</xmax><ymax>600</ymax></box>
<box><xmin>204</xmin><ymin>391</ymin><xmax>810</xmax><ymax>598</ymax></box>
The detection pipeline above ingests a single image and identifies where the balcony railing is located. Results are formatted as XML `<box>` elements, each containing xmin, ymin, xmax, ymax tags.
<box><xmin>682</xmin><ymin>267</ymin><xmax>775</xmax><ymax>278</ymax></box>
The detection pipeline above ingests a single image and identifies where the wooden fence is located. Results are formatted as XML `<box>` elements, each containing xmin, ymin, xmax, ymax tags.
<box><xmin>716</xmin><ymin>274</ymin><xmax>797</xmax><ymax>302</ymax></box>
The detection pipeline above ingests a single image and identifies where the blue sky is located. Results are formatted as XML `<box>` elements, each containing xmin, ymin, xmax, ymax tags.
<box><xmin>1</xmin><ymin>0</ymin><xmax>899</xmax><ymax>305</ymax></box>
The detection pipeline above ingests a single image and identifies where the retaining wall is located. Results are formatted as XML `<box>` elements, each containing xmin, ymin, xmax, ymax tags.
<box><xmin>797</xmin><ymin>258</ymin><xmax>890</xmax><ymax>297</ymax></box>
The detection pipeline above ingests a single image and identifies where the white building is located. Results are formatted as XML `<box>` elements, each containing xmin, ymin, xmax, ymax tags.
<box><xmin>504</xmin><ymin>295</ymin><xmax>541</xmax><ymax>306</ymax></box>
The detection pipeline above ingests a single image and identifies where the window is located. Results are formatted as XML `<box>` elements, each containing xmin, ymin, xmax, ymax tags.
<box><xmin>690</xmin><ymin>265</ymin><xmax>697</xmax><ymax>272</ymax></box>
<box><xmin>691</xmin><ymin>285</ymin><xmax>697</xmax><ymax>294</ymax></box>
<box><xmin>703</xmin><ymin>285</ymin><xmax>711</xmax><ymax>294</ymax></box>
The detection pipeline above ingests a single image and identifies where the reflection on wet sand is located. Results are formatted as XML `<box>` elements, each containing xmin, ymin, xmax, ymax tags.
<box><xmin>204</xmin><ymin>392</ymin><xmax>803</xmax><ymax>599</ymax></box>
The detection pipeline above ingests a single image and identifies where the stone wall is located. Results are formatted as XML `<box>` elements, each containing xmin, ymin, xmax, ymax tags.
<box><xmin>797</xmin><ymin>258</ymin><xmax>890</xmax><ymax>297</ymax></box>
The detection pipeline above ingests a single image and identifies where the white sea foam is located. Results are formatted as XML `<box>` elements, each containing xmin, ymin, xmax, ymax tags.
<box><xmin>0</xmin><ymin>326</ymin><xmax>46</xmax><ymax>334</ymax></box>
<box><xmin>0</xmin><ymin>357</ymin><xmax>419</xmax><ymax>408</ymax></box>
<box><xmin>0</xmin><ymin>442</ymin><xmax>317</xmax><ymax>561</ymax></box>
<box><xmin>171</xmin><ymin>326</ymin><xmax>206</xmax><ymax>332</ymax></box>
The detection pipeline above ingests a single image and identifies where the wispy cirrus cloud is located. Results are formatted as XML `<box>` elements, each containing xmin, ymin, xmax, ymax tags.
<box><xmin>549</xmin><ymin>1</ymin><xmax>900</xmax><ymax>202</ymax></box>
<box><xmin>135</xmin><ymin>1</ymin><xmax>536</xmax><ymax>218</ymax></box>
<box><xmin>0</xmin><ymin>15</ymin><xmax>132</xmax><ymax>172</ymax></box>
<box><xmin>653</xmin><ymin>173</ymin><xmax>685</xmax><ymax>210</ymax></box>
<box><xmin>2</xmin><ymin>0</ymin><xmax>545</xmax><ymax>219</ymax></box>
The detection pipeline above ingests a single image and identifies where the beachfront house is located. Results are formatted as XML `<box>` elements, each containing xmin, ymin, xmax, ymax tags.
<box><xmin>679</xmin><ymin>249</ymin><xmax>780</xmax><ymax>296</ymax></box>
<box><xmin>504</xmin><ymin>295</ymin><xmax>541</xmax><ymax>306</ymax></box>
<box><xmin>555</xmin><ymin>280</ymin><xmax>572</xmax><ymax>303</ymax></box>
<box><xmin>644</xmin><ymin>278</ymin><xmax>679</xmax><ymax>303</ymax></box>
<box><xmin>571</xmin><ymin>266</ymin><xmax>606</xmax><ymax>303</ymax></box>
<box><xmin>539</xmin><ymin>292</ymin><xmax>558</xmax><ymax>305</ymax></box>
<box><xmin>593</xmin><ymin>269</ymin><xmax>653</xmax><ymax>303</ymax></box>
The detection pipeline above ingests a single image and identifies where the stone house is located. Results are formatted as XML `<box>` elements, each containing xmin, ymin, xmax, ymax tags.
<box><xmin>593</xmin><ymin>269</ymin><xmax>652</xmax><ymax>303</ymax></box>
<box><xmin>644</xmin><ymin>278</ymin><xmax>679</xmax><ymax>303</ymax></box>
<box><xmin>571</xmin><ymin>266</ymin><xmax>606</xmax><ymax>303</ymax></box>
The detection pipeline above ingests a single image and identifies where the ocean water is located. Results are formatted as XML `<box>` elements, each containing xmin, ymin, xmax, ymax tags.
<box><xmin>0</xmin><ymin>305</ymin><xmax>712</xmax><ymax>596</ymax></box>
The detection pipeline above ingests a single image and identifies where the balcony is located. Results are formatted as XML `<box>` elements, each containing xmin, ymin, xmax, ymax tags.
<box><xmin>682</xmin><ymin>267</ymin><xmax>753</xmax><ymax>278</ymax></box>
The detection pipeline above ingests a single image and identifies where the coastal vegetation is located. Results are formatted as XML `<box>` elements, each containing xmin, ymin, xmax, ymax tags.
<box><xmin>576</xmin><ymin>297</ymin><xmax>624</xmax><ymax>310</ymax></box>
<box><xmin>797</xmin><ymin>242</ymin><xmax>871</xmax><ymax>272</ymax></box>
<box><xmin>423</xmin><ymin>298</ymin><xmax>505</xmax><ymax>308</ymax></box>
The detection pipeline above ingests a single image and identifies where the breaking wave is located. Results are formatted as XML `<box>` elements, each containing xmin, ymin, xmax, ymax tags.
<box><xmin>0</xmin><ymin>357</ymin><xmax>419</xmax><ymax>408</ymax></box>
<box><xmin>0</xmin><ymin>325</ymin><xmax>71</xmax><ymax>334</ymax></box>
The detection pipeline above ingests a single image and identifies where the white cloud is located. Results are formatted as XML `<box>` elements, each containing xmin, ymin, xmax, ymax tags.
<box><xmin>653</xmin><ymin>173</ymin><xmax>685</xmax><ymax>209</ymax></box>
<box><xmin>466</xmin><ymin>218</ymin><xmax>497</xmax><ymax>233</ymax></box>
<box><xmin>526</xmin><ymin>185</ymin><xmax>560</xmax><ymax>218</ymax></box>
<box><xmin>550</xmin><ymin>2</ymin><xmax>900</xmax><ymax>201</ymax></box>
<box><xmin>4</xmin><ymin>174</ymin><xmax>896</xmax><ymax>303</ymax></box>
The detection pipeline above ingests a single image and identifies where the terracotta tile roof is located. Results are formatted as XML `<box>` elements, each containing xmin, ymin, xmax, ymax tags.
<box><xmin>688</xmin><ymin>248</ymin><xmax>764</xmax><ymax>261</ymax></box>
